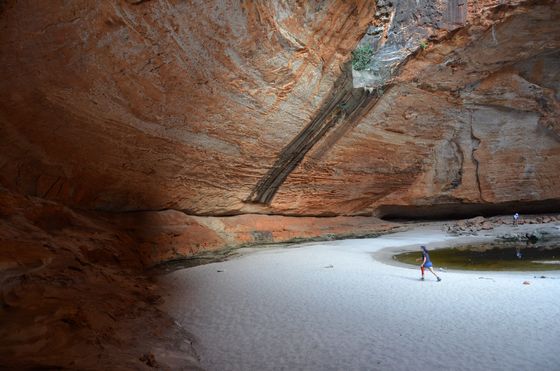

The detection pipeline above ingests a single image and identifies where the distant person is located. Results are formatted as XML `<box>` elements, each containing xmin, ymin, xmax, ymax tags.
<box><xmin>416</xmin><ymin>246</ymin><xmax>442</xmax><ymax>281</ymax></box>
<box><xmin>513</xmin><ymin>212</ymin><xmax>520</xmax><ymax>226</ymax></box>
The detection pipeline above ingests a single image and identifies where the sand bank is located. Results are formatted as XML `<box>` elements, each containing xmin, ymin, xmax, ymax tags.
<box><xmin>160</xmin><ymin>222</ymin><xmax>560</xmax><ymax>371</ymax></box>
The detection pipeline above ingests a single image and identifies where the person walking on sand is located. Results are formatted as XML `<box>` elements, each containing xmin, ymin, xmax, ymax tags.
<box><xmin>416</xmin><ymin>246</ymin><xmax>442</xmax><ymax>281</ymax></box>
<box><xmin>513</xmin><ymin>212</ymin><xmax>520</xmax><ymax>227</ymax></box>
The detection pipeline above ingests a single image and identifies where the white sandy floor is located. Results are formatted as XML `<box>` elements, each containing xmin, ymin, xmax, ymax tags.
<box><xmin>160</xmin><ymin>224</ymin><xmax>560</xmax><ymax>371</ymax></box>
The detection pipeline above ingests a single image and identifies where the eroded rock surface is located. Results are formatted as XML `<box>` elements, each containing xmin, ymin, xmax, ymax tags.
<box><xmin>0</xmin><ymin>0</ymin><xmax>558</xmax><ymax>217</ymax></box>
<box><xmin>0</xmin><ymin>188</ymin><xmax>200</xmax><ymax>369</ymax></box>
<box><xmin>118</xmin><ymin>211</ymin><xmax>401</xmax><ymax>266</ymax></box>
<box><xmin>0</xmin><ymin>0</ymin><xmax>375</xmax><ymax>214</ymax></box>
<box><xmin>275</xmin><ymin>1</ymin><xmax>560</xmax><ymax>216</ymax></box>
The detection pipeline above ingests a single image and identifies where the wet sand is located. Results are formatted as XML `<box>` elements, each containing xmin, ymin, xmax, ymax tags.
<box><xmin>160</xmin><ymin>222</ymin><xmax>560</xmax><ymax>371</ymax></box>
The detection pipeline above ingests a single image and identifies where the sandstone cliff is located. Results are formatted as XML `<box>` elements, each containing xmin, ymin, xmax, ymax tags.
<box><xmin>1</xmin><ymin>0</ymin><xmax>558</xmax><ymax>217</ymax></box>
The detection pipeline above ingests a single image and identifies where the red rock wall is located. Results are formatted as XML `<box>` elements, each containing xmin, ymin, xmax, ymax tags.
<box><xmin>0</xmin><ymin>188</ymin><xmax>200</xmax><ymax>369</ymax></box>
<box><xmin>272</xmin><ymin>2</ymin><xmax>560</xmax><ymax>216</ymax></box>
<box><xmin>0</xmin><ymin>0</ymin><xmax>375</xmax><ymax>214</ymax></box>
<box><xmin>116</xmin><ymin>211</ymin><xmax>400</xmax><ymax>266</ymax></box>
<box><xmin>0</xmin><ymin>1</ymin><xmax>558</xmax><ymax>217</ymax></box>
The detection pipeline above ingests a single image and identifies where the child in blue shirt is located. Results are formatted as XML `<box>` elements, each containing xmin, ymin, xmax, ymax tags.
<box><xmin>417</xmin><ymin>246</ymin><xmax>442</xmax><ymax>281</ymax></box>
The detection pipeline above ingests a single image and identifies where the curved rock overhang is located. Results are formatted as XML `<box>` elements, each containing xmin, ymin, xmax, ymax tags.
<box><xmin>0</xmin><ymin>0</ymin><xmax>558</xmax><ymax>219</ymax></box>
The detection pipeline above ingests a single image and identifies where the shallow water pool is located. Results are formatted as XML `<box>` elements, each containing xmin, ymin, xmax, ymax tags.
<box><xmin>394</xmin><ymin>242</ymin><xmax>560</xmax><ymax>271</ymax></box>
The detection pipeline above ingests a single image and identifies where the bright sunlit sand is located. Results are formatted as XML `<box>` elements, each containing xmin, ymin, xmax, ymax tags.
<box><xmin>160</xmin><ymin>223</ymin><xmax>560</xmax><ymax>371</ymax></box>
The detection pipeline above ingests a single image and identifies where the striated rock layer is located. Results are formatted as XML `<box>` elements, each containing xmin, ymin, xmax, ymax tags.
<box><xmin>117</xmin><ymin>211</ymin><xmax>400</xmax><ymax>266</ymax></box>
<box><xmin>0</xmin><ymin>0</ymin><xmax>375</xmax><ymax>214</ymax></box>
<box><xmin>0</xmin><ymin>0</ymin><xmax>558</xmax><ymax>217</ymax></box>
<box><xmin>273</xmin><ymin>0</ymin><xmax>560</xmax><ymax>217</ymax></box>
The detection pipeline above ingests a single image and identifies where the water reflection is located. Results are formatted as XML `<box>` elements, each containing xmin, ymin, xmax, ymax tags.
<box><xmin>394</xmin><ymin>241</ymin><xmax>560</xmax><ymax>271</ymax></box>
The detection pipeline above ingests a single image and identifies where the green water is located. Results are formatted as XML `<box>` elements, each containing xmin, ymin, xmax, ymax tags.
<box><xmin>394</xmin><ymin>242</ymin><xmax>560</xmax><ymax>271</ymax></box>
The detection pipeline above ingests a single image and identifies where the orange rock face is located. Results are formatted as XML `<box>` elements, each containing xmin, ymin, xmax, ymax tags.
<box><xmin>0</xmin><ymin>1</ymin><xmax>558</xmax><ymax>217</ymax></box>
<box><xmin>113</xmin><ymin>209</ymin><xmax>400</xmax><ymax>266</ymax></box>
<box><xmin>0</xmin><ymin>188</ymin><xmax>200</xmax><ymax>369</ymax></box>
<box><xmin>0</xmin><ymin>0</ymin><xmax>375</xmax><ymax>214</ymax></box>
<box><xmin>272</xmin><ymin>2</ymin><xmax>560</xmax><ymax>217</ymax></box>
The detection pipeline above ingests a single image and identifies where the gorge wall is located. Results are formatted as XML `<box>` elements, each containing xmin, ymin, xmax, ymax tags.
<box><xmin>1</xmin><ymin>0</ymin><xmax>558</xmax><ymax>219</ymax></box>
<box><xmin>0</xmin><ymin>1</ymin><xmax>559</xmax><ymax>369</ymax></box>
